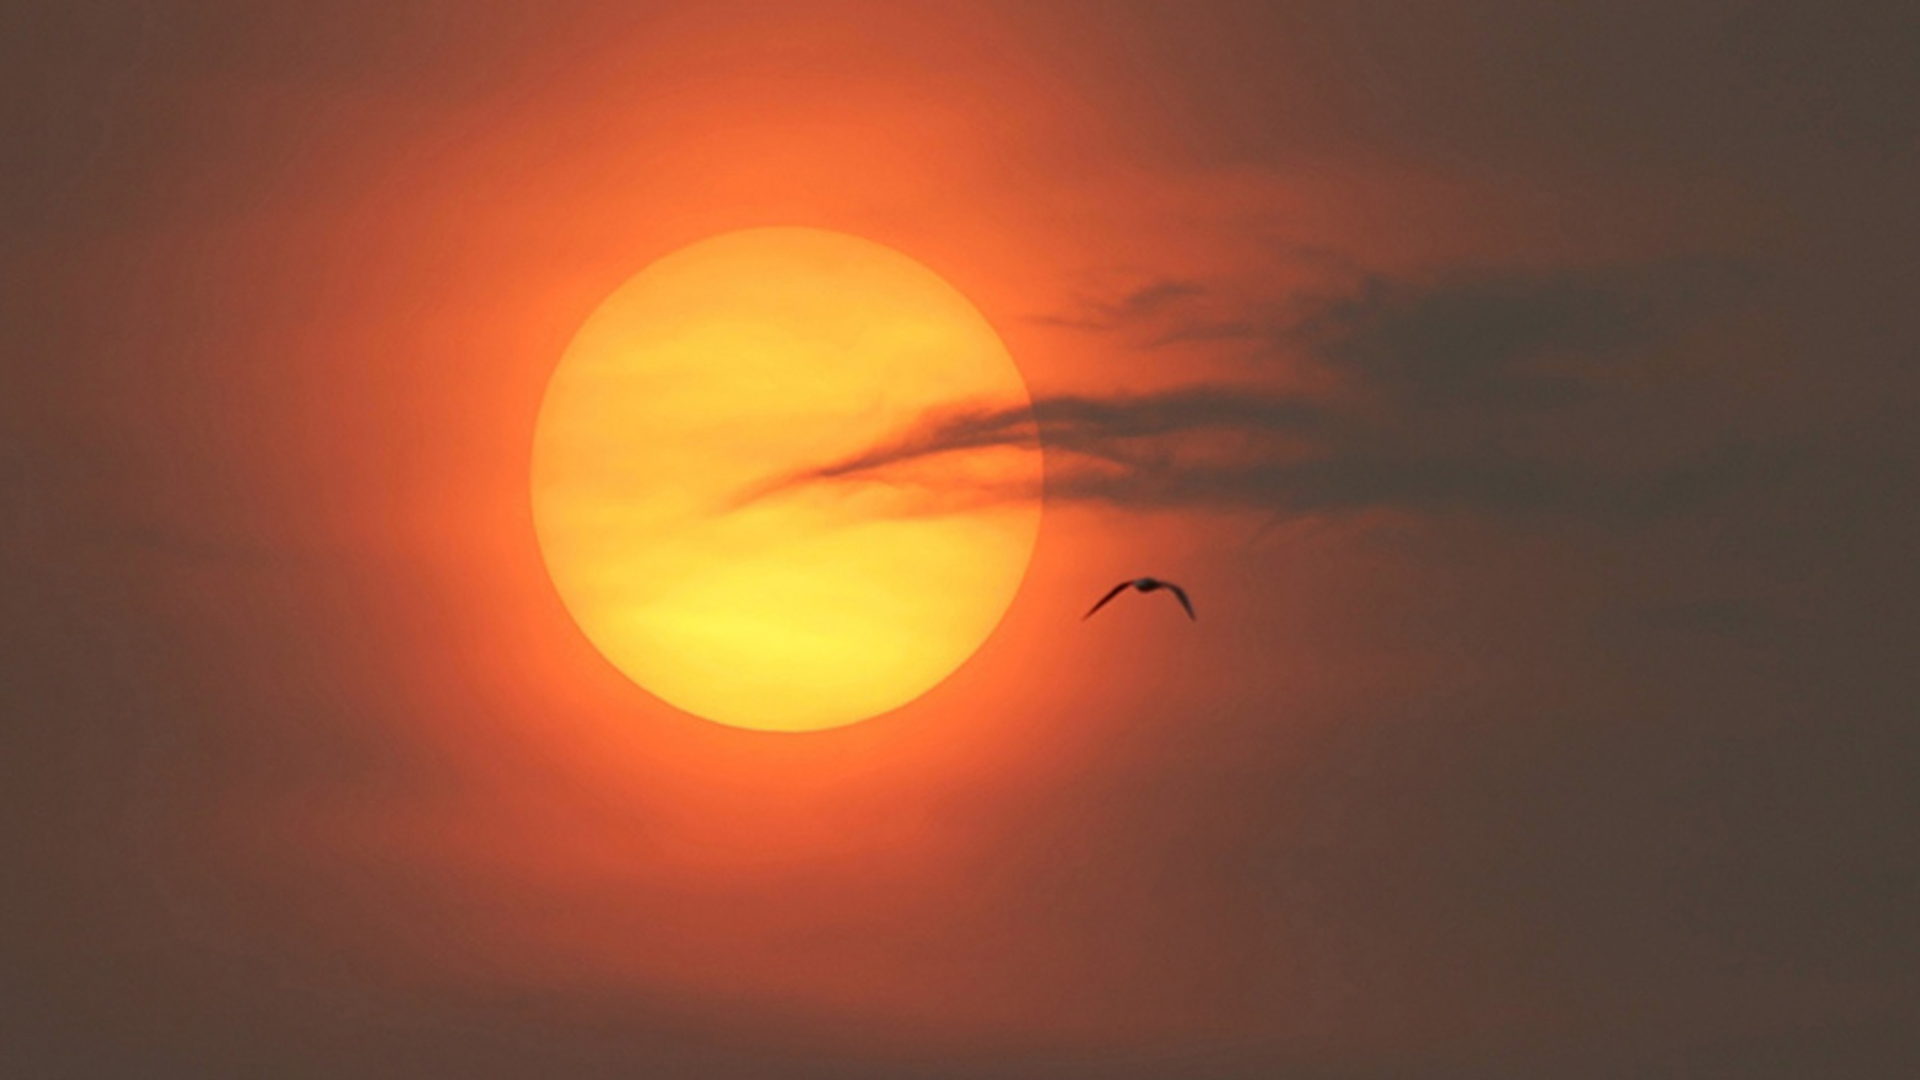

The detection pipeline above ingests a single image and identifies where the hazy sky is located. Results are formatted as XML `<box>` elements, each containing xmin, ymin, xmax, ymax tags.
<box><xmin>5</xmin><ymin>2</ymin><xmax>1918</xmax><ymax>1076</ymax></box>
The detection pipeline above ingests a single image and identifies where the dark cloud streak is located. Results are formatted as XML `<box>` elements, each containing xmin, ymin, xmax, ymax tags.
<box><xmin>756</xmin><ymin>260</ymin><xmax>1774</xmax><ymax>525</ymax></box>
<box><xmin>1027</xmin><ymin>279</ymin><xmax>1209</xmax><ymax>332</ymax></box>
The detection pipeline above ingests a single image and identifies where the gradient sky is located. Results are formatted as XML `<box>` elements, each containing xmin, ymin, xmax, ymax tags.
<box><xmin>5</xmin><ymin>2</ymin><xmax>1918</xmax><ymax>1076</ymax></box>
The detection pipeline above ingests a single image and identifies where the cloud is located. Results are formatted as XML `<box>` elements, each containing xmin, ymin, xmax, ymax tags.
<box><xmin>1028</xmin><ymin>280</ymin><xmax>1209</xmax><ymax>332</ymax></box>
<box><xmin>747</xmin><ymin>260</ymin><xmax>1773</xmax><ymax>525</ymax></box>
<box><xmin>1294</xmin><ymin>267</ymin><xmax>1668</xmax><ymax>408</ymax></box>
<box><xmin>1055</xmin><ymin>259</ymin><xmax>1749</xmax><ymax>404</ymax></box>
<box><xmin>755</xmin><ymin>391</ymin><xmax>1783</xmax><ymax>524</ymax></box>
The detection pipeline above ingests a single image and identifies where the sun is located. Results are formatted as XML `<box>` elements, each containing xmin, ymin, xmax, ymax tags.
<box><xmin>531</xmin><ymin>228</ymin><xmax>1041</xmax><ymax>732</ymax></box>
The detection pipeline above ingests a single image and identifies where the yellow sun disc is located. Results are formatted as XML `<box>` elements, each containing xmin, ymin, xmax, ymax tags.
<box><xmin>532</xmin><ymin>228</ymin><xmax>1041</xmax><ymax>732</ymax></box>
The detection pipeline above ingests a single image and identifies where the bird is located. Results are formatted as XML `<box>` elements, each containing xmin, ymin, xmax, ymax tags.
<box><xmin>1083</xmin><ymin>577</ymin><xmax>1196</xmax><ymax>621</ymax></box>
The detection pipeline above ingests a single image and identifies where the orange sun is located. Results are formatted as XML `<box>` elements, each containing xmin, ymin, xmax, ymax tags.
<box><xmin>531</xmin><ymin>228</ymin><xmax>1041</xmax><ymax>732</ymax></box>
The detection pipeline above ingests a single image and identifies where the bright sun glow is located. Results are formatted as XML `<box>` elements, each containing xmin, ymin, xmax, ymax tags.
<box><xmin>532</xmin><ymin>228</ymin><xmax>1041</xmax><ymax>732</ymax></box>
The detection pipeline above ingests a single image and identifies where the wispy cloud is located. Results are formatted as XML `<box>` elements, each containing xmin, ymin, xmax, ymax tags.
<box><xmin>1028</xmin><ymin>279</ymin><xmax>1209</xmax><ymax>332</ymax></box>
<box><xmin>743</xmin><ymin>259</ymin><xmax>1771</xmax><ymax>525</ymax></box>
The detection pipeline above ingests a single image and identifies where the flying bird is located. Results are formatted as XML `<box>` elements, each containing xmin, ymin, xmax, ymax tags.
<box><xmin>1083</xmin><ymin>578</ymin><xmax>1196</xmax><ymax>621</ymax></box>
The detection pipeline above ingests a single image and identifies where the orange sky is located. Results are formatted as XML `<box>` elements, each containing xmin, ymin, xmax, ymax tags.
<box><xmin>6</xmin><ymin>2</ymin><xmax>1919</xmax><ymax>1076</ymax></box>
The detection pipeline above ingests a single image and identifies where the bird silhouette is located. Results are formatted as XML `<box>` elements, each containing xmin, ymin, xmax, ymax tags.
<box><xmin>1083</xmin><ymin>577</ymin><xmax>1196</xmax><ymax>621</ymax></box>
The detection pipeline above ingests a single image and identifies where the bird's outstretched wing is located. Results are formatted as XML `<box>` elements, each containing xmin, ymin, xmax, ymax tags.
<box><xmin>1166</xmin><ymin>582</ymin><xmax>1196</xmax><ymax>620</ymax></box>
<box><xmin>1082</xmin><ymin>581</ymin><xmax>1134</xmax><ymax>620</ymax></box>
